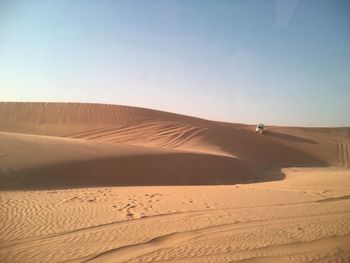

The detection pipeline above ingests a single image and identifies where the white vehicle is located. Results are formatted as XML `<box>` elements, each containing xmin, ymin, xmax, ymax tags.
<box><xmin>255</xmin><ymin>124</ymin><xmax>265</xmax><ymax>134</ymax></box>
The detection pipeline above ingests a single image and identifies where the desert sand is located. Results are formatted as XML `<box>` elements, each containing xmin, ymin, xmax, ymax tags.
<box><xmin>0</xmin><ymin>102</ymin><xmax>350</xmax><ymax>262</ymax></box>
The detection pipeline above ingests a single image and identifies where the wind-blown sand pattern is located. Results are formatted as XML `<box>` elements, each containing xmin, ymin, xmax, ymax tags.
<box><xmin>1</xmin><ymin>102</ymin><xmax>350</xmax><ymax>262</ymax></box>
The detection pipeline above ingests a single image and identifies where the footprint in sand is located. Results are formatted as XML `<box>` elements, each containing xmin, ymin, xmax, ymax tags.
<box><xmin>70</xmin><ymin>197</ymin><xmax>79</xmax><ymax>202</ymax></box>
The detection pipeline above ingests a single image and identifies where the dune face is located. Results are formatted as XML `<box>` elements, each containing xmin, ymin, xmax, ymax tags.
<box><xmin>0</xmin><ymin>132</ymin><xmax>261</xmax><ymax>189</ymax></box>
<box><xmin>0</xmin><ymin>102</ymin><xmax>347</xmax><ymax>188</ymax></box>
<box><xmin>1</xmin><ymin>102</ymin><xmax>350</xmax><ymax>262</ymax></box>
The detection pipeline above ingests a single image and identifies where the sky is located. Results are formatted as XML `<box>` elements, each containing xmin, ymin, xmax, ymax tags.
<box><xmin>0</xmin><ymin>0</ymin><xmax>349</xmax><ymax>126</ymax></box>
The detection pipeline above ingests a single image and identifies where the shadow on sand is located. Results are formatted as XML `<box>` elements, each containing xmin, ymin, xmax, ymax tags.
<box><xmin>264</xmin><ymin>130</ymin><xmax>317</xmax><ymax>144</ymax></box>
<box><xmin>0</xmin><ymin>128</ymin><xmax>328</xmax><ymax>191</ymax></box>
<box><xmin>0</xmin><ymin>152</ymin><xmax>288</xmax><ymax>190</ymax></box>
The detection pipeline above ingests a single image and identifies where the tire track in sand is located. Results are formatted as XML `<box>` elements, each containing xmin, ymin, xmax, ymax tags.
<box><xmin>82</xmin><ymin>211</ymin><xmax>350</xmax><ymax>263</ymax></box>
<box><xmin>338</xmin><ymin>141</ymin><xmax>350</xmax><ymax>168</ymax></box>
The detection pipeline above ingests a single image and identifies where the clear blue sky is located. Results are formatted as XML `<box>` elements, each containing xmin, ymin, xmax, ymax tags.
<box><xmin>1</xmin><ymin>0</ymin><xmax>349</xmax><ymax>126</ymax></box>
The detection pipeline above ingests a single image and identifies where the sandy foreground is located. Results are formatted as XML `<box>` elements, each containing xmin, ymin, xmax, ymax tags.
<box><xmin>1</xmin><ymin>102</ymin><xmax>350</xmax><ymax>262</ymax></box>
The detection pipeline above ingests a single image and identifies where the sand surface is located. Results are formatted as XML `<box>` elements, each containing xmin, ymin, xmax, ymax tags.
<box><xmin>1</xmin><ymin>102</ymin><xmax>350</xmax><ymax>262</ymax></box>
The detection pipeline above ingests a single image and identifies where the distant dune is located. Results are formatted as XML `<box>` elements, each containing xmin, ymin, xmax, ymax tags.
<box><xmin>1</xmin><ymin>102</ymin><xmax>349</xmax><ymax>189</ymax></box>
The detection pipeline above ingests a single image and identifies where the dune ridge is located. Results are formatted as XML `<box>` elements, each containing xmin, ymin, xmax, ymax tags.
<box><xmin>1</xmin><ymin>102</ymin><xmax>349</xmax><ymax>189</ymax></box>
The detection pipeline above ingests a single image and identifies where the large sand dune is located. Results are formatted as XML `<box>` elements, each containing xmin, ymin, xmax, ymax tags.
<box><xmin>1</xmin><ymin>102</ymin><xmax>348</xmax><ymax>188</ymax></box>
<box><xmin>1</xmin><ymin>102</ymin><xmax>350</xmax><ymax>262</ymax></box>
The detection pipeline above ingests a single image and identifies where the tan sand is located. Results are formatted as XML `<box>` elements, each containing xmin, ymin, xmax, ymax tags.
<box><xmin>0</xmin><ymin>102</ymin><xmax>350</xmax><ymax>262</ymax></box>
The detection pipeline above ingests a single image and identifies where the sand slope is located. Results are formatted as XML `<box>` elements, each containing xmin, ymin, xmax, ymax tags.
<box><xmin>0</xmin><ymin>132</ymin><xmax>262</xmax><ymax>189</ymax></box>
<box><xmin>1</xmin><ymin>102</ymin><xmax>349</xmax><ymax>189</ymax></box>
<box><xmin>1</xmin><ymin>102</ymin><xmax>350</xmax><ymax>262</ymax></box>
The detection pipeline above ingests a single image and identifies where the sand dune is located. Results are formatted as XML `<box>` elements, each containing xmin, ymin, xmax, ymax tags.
<box><xmin>0</xmin><ymin>102</ymin><xmax>350</xmax><ymax>262</ymax></box>
<box><xmin>0</xmin><ymin>102</ymin><xmax>206</xmax><ymax>136</ymax></box>
<box><xmin>0</xmin><ymin>132</ymin><xmax>263</xmax><ymax>189</ymax></box>
<box><xmin>1</xmin><ymin>102</ymin><xmax>348</xmax><ymax>189</ymax></box>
